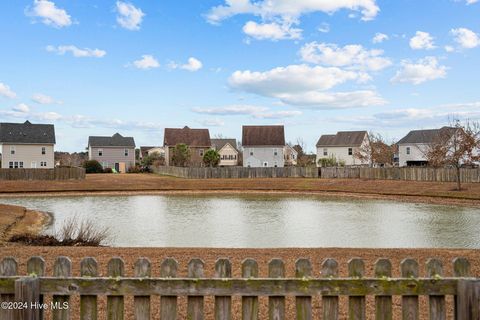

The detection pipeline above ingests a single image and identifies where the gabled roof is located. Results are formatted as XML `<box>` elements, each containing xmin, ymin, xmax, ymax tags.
<box><xmin>242</xmin><ymin>125</ymin><xmax>285</xmax><ymax>146</ymax></box>
<box><xmin>316</xmin><ymin>131</ymin><xmax>368</xmax><ymax>147</ymax></box>
<box><xmin>88</xmin><ymin>133</ymin><xmax>135</xmax><ymax>147</ymax></box>
<box><xmin>397</xmin><ymin>127</ymin><xmax>457</xmax><ymax>144</ymax></box>
<box><xmin>0</xmin><ymin>120</ymin><xmax>55</xmax><ymax>144</ymax></box>
<box><xmin>211</xmin><ymin>139</ymin><xmax>238</xmax><ymax>152</ymax></box>
<box><xmin>163</xmin><ymin>126</ymin><xmax>211</xmax><ymax>147</ymax></box>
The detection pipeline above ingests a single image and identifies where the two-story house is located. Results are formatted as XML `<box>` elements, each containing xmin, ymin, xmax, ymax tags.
<box><xmin>397</xmin><ymin>127</ymin><xmax>457</xmax><ymax>167</ymax></box>
<box><xmin>88</xmin><ymin>133</ymin><xmax>136</xmax><ymax>173</ymax></box>
<box><xmin>242</xmin><ymin>125</ymin><xmax>285</xmax><ymax>168</ymax></box>
<box><xmin>316</xmin><ymin>131</ymin><xmax>370</xmax><ymax>166</ymax></box>
<box><xmin>0</xmin><ymin>120</ymin><xmax>55</xmax><ymax>169</ymax></box>
<box><xmin>284</xmin><ymin>145</ymin><xmax>298</xmax><ymax>166</ymax></box>
<box><xmin>164</xmin><ymin>126</ymin><xmax>211</xmax><ymax>167</ymax></box>
<box><xmin>211</xmin><ymin>139</ymin><xmax>239</xmax><ymax>166</ymax></box>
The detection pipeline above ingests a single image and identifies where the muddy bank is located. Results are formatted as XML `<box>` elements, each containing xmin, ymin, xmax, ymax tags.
<box><xmin>0</xmin><ymin>203</ymin><xmax>49</xmax><ymax>243</ymax></box>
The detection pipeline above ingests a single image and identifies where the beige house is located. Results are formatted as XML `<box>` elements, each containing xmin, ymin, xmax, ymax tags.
<box><xmin>284</xmin><ymin>145</ymin><xmax>298</xmax><ymax>166</ymax></box>
<box><xmin>88</xmin><ymin>133</ymin><xmax>136</xmax><ymax>173</ymax></box>
<box><xmin>316</xmin><ymin>131</ymin><xmax>370</xmax><ymax>166</ymax></box>
<box><xmin>0</xmin><ymin>120</ymin><xmax>55</xmax><ymax>169</ymax></box>
<box><xmin>211</xmin><ymin>139</ymin><xmax>239</xmax><ymax>166</ymax></box>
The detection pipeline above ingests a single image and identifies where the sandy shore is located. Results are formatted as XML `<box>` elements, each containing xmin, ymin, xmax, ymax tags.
<box><xmin>0</xmin><ymin>204</ymin><xmax>49</xmax><ymax>243</ymax></box>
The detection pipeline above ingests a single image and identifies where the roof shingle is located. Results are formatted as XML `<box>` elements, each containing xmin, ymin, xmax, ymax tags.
<box><xmin>316</xmin><ymin>131</ymin><xmax>367</xmax><ymax>147</ymax></box>
<box><xmin>242</xmin><ymin>125</ymin><xmax>285</xmax><ymax>146</ymax></box>
<box><xmin>397</xmin><ymin>127</ymin><xmax>457</xmax><ymax>144</ymax></box>
<box><xmin>0</xmin><ymin>120</ymin><xmax>55</xmax><ymax>144</ymax></box>
<box><xmin>88</xmin><ymin>133</ymin><xmax>135</xmax><ymax>147</ymax></box>
<box><xmin>163</xmin><ymin>126</ymin><xmax>211</xmax><ymax>147</ymax></box>
<box><xmin>211</xmin><ymin>139</ymin><xmax>238</xmax><ymax>152</ymax></box>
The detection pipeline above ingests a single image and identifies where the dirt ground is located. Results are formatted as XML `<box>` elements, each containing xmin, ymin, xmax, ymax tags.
<box><xmin>0</xmin><ymin>247</ymin><xmax>478</xmax><ymax>319</ymax></box>
<box><xmin>0</xmin><ymin>204</ymin><xmax>47</xmax><ymax>243</ymax></box>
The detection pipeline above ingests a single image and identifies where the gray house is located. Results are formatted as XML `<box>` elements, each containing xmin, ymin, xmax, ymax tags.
<box><xmin>0</xmin><ymin>120</ymin><xmax>55</xmax><ymax>169</ymax></box>
<box><xmin>242</xmin><ymin>125</ymin><xmax>285</xmax><ymax>167</ymax></box>
<box><xmin>88</xmin><ymin>133</ymin><xmax>136</xmax><ymax>173</ymax></box>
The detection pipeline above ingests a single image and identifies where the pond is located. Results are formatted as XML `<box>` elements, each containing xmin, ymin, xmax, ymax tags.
<box><xmin>1</xmin><ymin>194</ymin><xmax>480</xmax><ymax>248</ymax></box>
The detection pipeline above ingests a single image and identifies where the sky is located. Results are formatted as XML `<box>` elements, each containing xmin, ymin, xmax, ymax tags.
<box><xmin>1</xmin><ymin>0</ymin><xmax>480</xmax><ymax>152</ymax></box>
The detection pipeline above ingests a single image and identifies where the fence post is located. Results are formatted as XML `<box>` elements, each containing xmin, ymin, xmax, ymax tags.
<box><xmin>295</xmin><ymin>258</ymin><xmax>312</xmax><ymax>320</ymax></box>
<box><xmin>53</xmin><ymin>257</ymin><xmax>71</xmax><ymax>320</ymax></box>
<box><xmin>80</xmin><ymin>257</ymin><xmax>98</xmax><ymax>320</ymax></box>
<box><xmin>426</xmin><ymin>259</ymin><xmax>445</xmax><ymax>320</ymax></box>
<box><xmin>107</xmin><ymin>258</ymin><xmax>124</xmax><ymax>320</ymax></box>
<box><xmin>268</xmin><ymin>259</ymin><xmax>285</xmax><ymax>320</ymax></box>
<box><xmin>215</xmin><ymin>258</ymin><xmax>232</xmax><ymax>320</ymax></box>
<box><xmin>134</xmin><ymin>258</ymin><xmax>151</xmax><ymax>320</ymax></box>
<box><xmin>348</xmin><ymin>258</ymin><xmax>365</xmax><ymax>320</ymax></box>
<box><xmin>374</xmin><ymin>259</ymin><xmax>392</xmax><ymax>320</ymax></box>
<box><xmin>0</xmin><ymin>257</ymin><xmax>18</xmax><ymax>320</ymax></box>
<box><xmin>160</xmin><ymin>258</ymin><xmax>178</xmax><ymax>320</ymax></box>
<box><xmin>242</xmin><ymin>259</ymin><xmax>259</xmax><ymax>320</ymax></box>
<box><xmin>457</xmin><ymin>280</ymin><xmax>480</xmax><ymax>319</ymax></box>
<box><xmin>187</xmin><ymin>259</ymin><xmax>205</xmax><ymax>320</ymax></box>
<box><xmin>322</xmin><ymin>258</ymin><xmax>339</xmax><ymax>320</ymax></box>
<box><xmin>14</xmin><ymin>277</ymin><xmax>40</xmax><ymax>320</ymax></box>
<box><xmin>27</xmin><ymin>256</ymin><xmax>45</xmax><ymax>320</ymax></box>
<box><xmin>401</xmin><ymin>259</ymin><xmax>419</xmax><ymax>320</ymax></box>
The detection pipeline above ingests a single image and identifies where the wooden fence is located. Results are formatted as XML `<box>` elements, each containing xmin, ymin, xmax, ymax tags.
<box><xmin>320</xmin><ymin>167</ymin><xmax>480</xmax><ymax>183</ymax></box>
<box><xmin>154</xmin><ymin>166</ymin><xmax>318</xmax><ymax>179</ymax></box>
<box><xmin>0</xmin><ymin>256</ymin><xmax>478</xmax><ymax>319</ymax></box>
<box><xmin>0</xmin><ymin>167</ymin><xmax>85</xmax><ymax>181</ymax></box>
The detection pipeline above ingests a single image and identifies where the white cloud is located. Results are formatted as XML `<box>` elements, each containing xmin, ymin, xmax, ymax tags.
<box><xmin>372</xmin><ymin>32</ymin><xmax>388</xmax><ymax>43</ymax></box>
<box><xmin>197</xmin><ymin>119</ymin><xmax>225</xmax><ymax>127</ymax></box>
<box><xmin>278</xmin><ymin>90</ymin><xmax>386</xmax><ymax>108</ymax></box>
<box><xmin>116</xmin><ymin>1</ymin><xmax>145</xmax><ymax>31</ymax></box>
<box><xmin>13</xmin><ymin>103</ymin><xmax>30</xmax><ymax>113</ymax></box>
<box><xmin>37</xmin><ymin>111</ymin><xmax>62</xmax><ymax>121</ymax></box>
<box><xmin>192</xmin><ymin>105</ymin><xmax>267</xmax><ymax>115</ymax></box>
<box><xmin>243</xmin><ymin>20</ymin><xmax>302</xmax><ymax>40</ymax></box>
<box><xmin>391</xmin><ymin>57</ymin><xmax>447</xmax><ymax>85</ymax></box>
<box><xmin>451</xmin><ymin>28</ymin><xmax>479</xmax><ymax>49</ymax></box>
<box><xmin>46</xmin><ymin>45</ymin><xmax>106</xmax><ymax>58</ymax></box>
<box><xmin>467</xmin><ymin>0</ymin><xmax>478</xmax><ymax>3</ymax></box>
<box><xmin>445</xmin><ymin>45</ymin><xmax>455</xmax><ymax>52</ymax></box>
<box><xmin>318</xmin><ymin>22</ymin><xmax>330</xmax><ymax>33</ymax></box>
<box><xmin>132</xmin><ymin>55</ymin><xmax>160</xmax><ymax>70</ymax></box>
<box><xmin>0</xmin><ymin>83</ymin><xmax>16</xmax><ymax>99</ymax></box>
<box><xmin>299</xmin><ymin>42</ymin><xmax>392</xmax><ymax>71</ymax></box>
<box><xmin>206</xmin><ymin>0</ymin><xmax>380</xmax><ymax>24</ymax></box>
<box><xmin>26</xmin><ymin>0</ymin><xmax>72</xmax><ymax>28</ymax></box>
<box><xmin>172</xmin><ymin>57</ymin><xmax>203</xmax><ymax>72</ymax></box>
<box><xmin>409</xmin><ymin>31</ymin><xmax>436</xmax><ymax>50</ymax></box>
<box><xmin>31</xmin><ymin>93</ymin><xmax>62</xmax><ymax>105</ymax></box>
<box><xmin>253</xmin><ymin>110</ymin><xmax>302</xmax><ymax>119</ymax></box>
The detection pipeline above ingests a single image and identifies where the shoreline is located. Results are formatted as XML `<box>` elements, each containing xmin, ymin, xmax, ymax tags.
<box><xmin>0</xmin><ymin>204</ymin><xmax>50</xmax><ymax>244</ymax></box>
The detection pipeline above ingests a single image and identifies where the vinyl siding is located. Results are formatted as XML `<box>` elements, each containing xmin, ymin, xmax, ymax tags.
<box><xmin>243</xmin><ymin>146</ymin><xmax>285</xmax><ymax>168</ymax></box>
<box><xmin>398</xmin><ymin>143</ymin><xmax>429</xmax><ymax>167</ymax></box>
<box><xmin>89</xmin><ymin>146</ymin><xmax>136</xmax><ymax>172</ymax></box>
<box><xmin>218</xmin><ymin>144</ymin><xmax>238</xmax><ymax>166</ymax></box>
<box><xmin>0</xmin><ymin>144</ymin><xmax>54</xmax><ymax>168</ymax></box>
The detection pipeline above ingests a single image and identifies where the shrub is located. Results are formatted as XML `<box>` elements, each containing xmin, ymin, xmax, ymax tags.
<box><xmin>317</xmin><ymin>155</ymin><xmax>337</xmax><ymax>167</ymax></box>
<box><xmin>127</xmin><ymin>165</ymin><xmax>141</xmax><ymax>173</ymax></box>
<box><xmin>203</xmin><ymin>149</ymin><xmax>220</xmax><ymax>167</ymax></box>
<box><xmin>83</xmin><ymin>160</ymin><xmax>103</xmax><ymax>173</ymax></box>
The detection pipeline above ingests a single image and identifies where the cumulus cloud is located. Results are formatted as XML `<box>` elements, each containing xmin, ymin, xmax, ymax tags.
<box><xmin>243</xmin><ymin>20</ymin><xmax>302</xmax><ymax>40</ymax></box>
<box><xmin>25</xmin><ymin>0</ymin><xmax>72</xmax><ymax>28</ymax></box>
<box><xmin>279</xmin><ymin>90</ymin><xmax>386</xmax><ymax>108</ymax></box>
<box><xmin>192</xmin><ymin>105</ymin><xmax>268</xmax><ymax>115</ymax></box>
<box><xmin>318</xmin><ymin>23</ymin><xmax>330</xmax><ymax>33</ymax></box>
<box><xmin>372</xmin><ymin>32</ymin><xmax>388</xmax><ymax>43</ymax></box>
<box><xmin>46</xmin><ymin>45</ymin><xmax>106</xmax><ymax>58</ymax></box>
<box><xmin>116</xmin><ymin>1</ymin><xmax>145</xmax><ymax>30</ymax></box>
<box><xmin>13</xmin><ymin>103</ymin><xmax>30</xmax><ymax>113</ymax></box>
<box><xmin>0</xmin><ymin>83</ymin><xmax>16</xmax><ymax>99</ymax></box>
<box><xmin>451</xmin><ymin>27</ymin><xmax>479</xmax><ymax>49</ymax></box>
<box><xmin>391</xmin><ymin>57</ymin><xmax>447</xmax><ymax>85</ymax></box>
<box><xmin>170</xmin><ymin>57</ymin><xmax>203</xmax><ymax>72</ymax></box>
<box><xmin>31</xmin><ymin>93</ymin><xmax>62</xmax><ymax>105</ymax></box>
<box><xmin>252</xmin><ymin>110</ymin><xmax>302</xmax><ymax>119</ymax></box>
<box><xmin>299</xmin><ymin>42</ymin><xmax>392</xmax><ymax>71</ymax></box>
<box><xmin>409</xmin><ymin>31</ymin><xmax>436</xmax><ymax>50</ymax></box>
<box><xmin>132</xmin><ymin>55</ymin><xmax>160</xmax><ymax>70</ymax></box>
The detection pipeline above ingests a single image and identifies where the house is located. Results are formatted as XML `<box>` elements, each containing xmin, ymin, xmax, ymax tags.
<box><xmin>163</xmin><ymin>126</ymin><xmax>211</xmax><ymax>167</ymax></box>
<box><xmin>140</xmin><ymin>146</ymin><xmax>165</xmax><ymax>159</ymax></box>
<box><xmin>211</xmin><ymin>139</ymin><xmax>239</xmax><ymax>166</ymax></box>
<box><xmin>88</xmin><ymin>133</ymin><xmax>136</xmax><ymax>173</ymax></box>
<box><xmin>284</xmin><ymin>145</ymin><xmax>298</xmax><ymax>166</ymax></box>
<box><xmin>0</xmin><ymin>120</ymin><xmax>55</xmax><ymax>169</ymax></box>
<box><xmin>242</xmin><ymin>125</ymin><xmax>285</xmax><ymax>168</ymax></box>
<box><xmin>397</xmin><ymin>127</ymin><xmax>457</xmax><ymax>167</ymax></box>
<box><xmin>316</xmin><ymin>131</ymin><xmax>370</xmax><ymax>166</ymax></box>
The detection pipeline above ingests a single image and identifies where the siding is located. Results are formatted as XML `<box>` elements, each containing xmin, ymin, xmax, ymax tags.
<box><xmin>166</xmin><ymin>146</ymin><xmax>208</xmax><ymax>167</ymax></box>
<box><xmin>398</xmin><ymin>143</ymin><xmax>429</xmax><ymax>167</ymax></box>
<box><xmin>218</xmin><ymin>144</ymin><xmax>238</xmax><ymax>166</ymax></box>
<box><xmin>0</xmin><ymin>144</ymin><xmax>54</xmax><ymax>169</ymax></box>
<box><xmin>243</xmin><ymin>146</ymin><xmax>285</xmax><ymax>168</ymax></box>
<box><xmin>89</xmin><ymin>146</ymin><xmax>136</xmax><ymax>172</ymax></box>
<box><xmin>316</xmin><ymin>135</ymin><xmax>370</xmax><ymax>167</ymax></box>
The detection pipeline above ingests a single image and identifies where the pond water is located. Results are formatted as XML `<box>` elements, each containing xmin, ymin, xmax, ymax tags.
<box><xmin>1</xmin><ymin>194</ymin><xmax>480</xmax><ymax>248</ymax></box>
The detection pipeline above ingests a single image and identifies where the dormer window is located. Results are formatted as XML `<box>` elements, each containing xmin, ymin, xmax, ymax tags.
<box><xmin>98</xmin><ymin>149</ymin><xmax>103</xmax><ymax>156</ymax></box>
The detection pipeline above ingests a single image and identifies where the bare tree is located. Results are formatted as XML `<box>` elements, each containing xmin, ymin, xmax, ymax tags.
<box><xmin>426</xmin><ymin>119</ymin><xmax>480</xmax><ymax>190</ymax></box>
<box><xmin>354</xmin><ymin>132</ymin><xmax>395</xmax><ymax>167</ymax></box>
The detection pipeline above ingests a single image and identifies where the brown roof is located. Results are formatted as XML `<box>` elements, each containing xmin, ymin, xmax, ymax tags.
<box><xmin>140</xmin><ymin>146</ymin><xmax>157</xmax><ymax>157</ymax></box>
<box><xmin>163</xmin><ymin>126</ymin><xmax>211</xmax><ymax>147</ymax></box>
<box><xmin>242</xmin><ymin>125</ymin><xmax>285</xmax><ymax>146</ymax></box>
<box><xmin>316</xmin><ymin>131</ymin><xmax>368</xmax><ymax>147</ymax></box>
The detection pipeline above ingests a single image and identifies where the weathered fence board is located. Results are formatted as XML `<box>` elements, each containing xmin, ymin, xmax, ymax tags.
<box><xmin>80</xmin><ymin>257</ymin><xmax>98</xmax><ymax>320</ymax></box>
<box><xmin>0</xmin><ymin>167</ymin><xmax>85</xmax><ymax>180</ymax></box>
<box><xmin>134</xmin><ymin>258</ymin><xmax>151</xmax><ymax>320</ymax></box>
<box><xmin>0</xmin><ymin>257</ymin><xmax>17</xmax><ymax>320</ymax></box>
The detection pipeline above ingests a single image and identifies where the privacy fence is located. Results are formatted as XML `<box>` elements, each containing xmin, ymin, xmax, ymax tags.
<box><xmin>154</xmin><ymin>166</ymin><xmax>318</xmax><ymax>179</ymax></box>
<box><xmin>0</xmin><ymin>167</ymin><xmax>85</xmax><ymax>181</ymax></box>
<box><xmin>0</xmin><ymin>256</ymin><xmax>478</xmax><ymax>319</ymax></box>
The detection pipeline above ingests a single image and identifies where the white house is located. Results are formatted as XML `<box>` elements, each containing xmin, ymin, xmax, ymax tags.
<box><xmin>316</xmin><ymin>131</ymin><xmax>370</xmax><ymax>166</ymax></box>
<box><xmin>211</xmin><ymin>139</ymin><xmax>239</xmax><ymax>166</ymax></box>
<box><xmin>242</xmin><ymin>125</ymin><xmax>285</xmax><ymax>168</ymax></box>
<box><xmin>284</xmin><ymin>145</ymin><xmax>298</xmax><ymax>166</ymax></box>
<box><xmin>397</xmin><ymin>127</ymin><xmax>457</xmax><ymax>167</ymax></box>
<box><xmin>0</xmin><ymin>120</ymin><xmax>55</xmax><ymax>169</ymax></box>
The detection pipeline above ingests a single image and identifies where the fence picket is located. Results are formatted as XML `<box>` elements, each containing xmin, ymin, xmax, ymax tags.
<box><xmin>187</xmin><ymin>259</ymin><xmax>205</xmax><ymax>320</ymax></box>
<box><xmin>134</xmin><ymin>258</ymin><xmax>151</xmax><ymax>320</ymax></box>
<box><xmin>160</xmin><ymin>258</ymin><xmax>178</xmax><ymax>320</ymax></box>
<box><xmin>401</xmin><ymin>259</ymin><xmax>419</xmax><ymax>320</ymax></box>
<box><xmin>426</xmin><ymin>259</ymin><xmax>445</xmax><ymax>320</ymax></box>
<box><xmin>242</xmin><ymin>259</ymin><xmax>259</xmax><ymax>320</ymax></box>
<box><xmin>348</xmin><ymin>258</ymin><xmax>365</xmax><ymax>320</ymax></box>
<box><xmin>15</xmin><ymin>277</ymin><xmax>40</xmax><ymax>320</ymax></box>
<box><xmin>268</xmin><ymin>259</ymin><xmax>285</xmax><ymax>320</ymax></box>
<box><xmin>322</xmin><ymin>258</ymin><xmax>339</xmax><ymax>320</ymax></box>
<box><xmin>0</xmin><ymin>257</ymin><xmax>17</xmax><ymax>320</ymax></box>
<box><xmin>295</xmin><ymin>259</ymin><xmax>312</xmax><ymax>320</ymax></box>
<box><xmin>453</xmin><ymin>257</ymin><xmax>471</xmax><ymax>319</ymax></box>
<box><xmin>374</xmin><ymin>259</ymin><xmax>392</xmax><ymax>320</ymax></box>
<box><xmin>26</xmin><ymin>256</ymin><xmax>45</xmax><ymax>320</ymax></box>
<box><xmin>215</xmin><ymin>258</ymin><xmax>232</xmax><ymax>320</ymax></box>
<box><xmin>53</xmin><ymin>257</ymin><xmax>71</xmax><ymax>320</ymax></box>
<box><xmin>107</xmin><ymin>258</ymin><xmax>124</xmax><ymax>320</ymax></box>
<box><xmin>80</xmin><ymin>257</ymin><xmax>98</xmax><ymax>320</ymax></box>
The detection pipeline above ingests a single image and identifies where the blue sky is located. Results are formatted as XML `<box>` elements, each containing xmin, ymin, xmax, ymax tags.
<box><xmin>1</xmin><ymin>0</ymin><xmax>479</xmax><ymax>152</ymax></box>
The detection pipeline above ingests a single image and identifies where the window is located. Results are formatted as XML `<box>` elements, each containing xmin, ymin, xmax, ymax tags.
<box><xmin>9</xmin><ymin>162</ymin><xmax>13</xmax><ymax>169</ymax></box>
<box><xmin>250</xmin><ymin>149</ymin><xmax>253</xmax><ymax>156</ymax></box>
<box><xmin>98</xmin><ymin>149</ymin><xmax>103</xmax><ymax>156</ymax></box>
<box><xmin>10</xmin><ymin>146</ymin><xmax>15</xmax><ymax>155</ymax></box>
<box><xmin>14</xmin><ymin>161</ymin><xmax>19</xmax><ymax>168</ymax></box>
<box><xmin>40</xmin><ymin>161</ymin><xmax>47</xmax><ymax>167</ymax></box>
<box><xmin>348</xmin><ymin>148</ymin><xmax>353</xmax><ymax>156</ymax></box>
<box><xmin>124</xmin><ymin>149</ymin><xmax>129</xmax><ymax>157</ymax></box>
<box><xmin>199</xmin><ymin>149</ymin><xmax>204</xmax><ymax>156</ymax></box>
<box><xmin>19</xmin><ymin>162</ymin><xmax>24</xmax><ymax>168</ymax></box>
<box><xmin>41</xmin><ymin>147</ymin><xmax>46</xmax><ymax>155</ymax></box>
<box><xmin>323</xmin><ymin>148</ymin><xmax>328</xmax><ymax>156</ymax></box>
<box><xmin>274</xmin><ymin>148</ymin><xmax>278</xmax><ymax>156</ymax></box>
<box><xmin>263</xmin><ymin>162</ymin><xmax>268</xmax><ymax>167</ymax></box>
<box><xmin>406</xmin><ymin>147</ymin><xmax>411</xmax><ymax>155</ymax></box>
<box><xmin>274</xmin><ymin>161</ymin><xmax>278</xmax><ymax>168</ymax></box>
<box><xmin>292</xmin><ymin>154</ymin><xmax>296</xmax><ymax>160</ymax></box>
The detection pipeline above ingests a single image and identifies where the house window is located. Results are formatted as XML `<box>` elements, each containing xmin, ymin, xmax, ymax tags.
<box><xmin>98</xmin><ymin>149</ymin><xmax>103</xmax><ymax>156</ymax></box>
<box><xmin>274</xmin><ymin>148</ymin><xmax>278</xmax><ymax>156</ymax></box>
<box><xmin>348</xmin><ymin>148</ymin><xmax>353</xmax><ymax>156</ymax></box>
<box><xmin>19</xmin><ymin>162</ymin><xmax>24</xmax><ymax>168</ymax></box>
<box><xmin>274</xmin><ymin>161</ymin><xmax>278</xmax><ymax>168</ymax></box>
<box><xmin>263</xmin><ymin>162</ymin><xmax>268</xmax><ymax>167</ymax></box>
<box><xmin>9</xmin><ymin>162</ymin><xmax>13</xmax><ymax>169</ymax></box>
<box><xmin>124</xmin><ymin>149</ymin><xmax>129</xmax><ymax>157</ymax></box>
<box><xmin>292</xmin><ymin>154</ymin><xmax>296</xmax><ymax>160</ymax></box>
<box><xmin>10</xmin><ymin>146</ymin><xmax>15</xmax><ymax>155</ymax></box>
<box><xmin>323</xmin><ymin>148</ymin><xmax>328</xmax><ymax>156</ymax></box>
<box><xmin>250</xmin><ymin>149</ymin><xmax>253</xmax><ymax>156</ymax></box>
<box><xmin>406</xmin><ymin>147</ymin><xmax>411</xmax><ymax>155</ymax></box>
<box><xmin>14</xmin><ymin>161</ymin><xmax>19</xmax><ymax>168</ymax></box>
<box><xmin>40</xmin><ymin>161</ymin><xmax>47</xmax><ymax>167</ymax></box>
<box><xmin>41</xmin><ymin>147</ymin><xmax>46</xmax><ymax>155</ymax></box>
<box><xmin>199</xmin><ymin>149</ymin><xmax>204</xmax><ymax>156</ymax></box>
